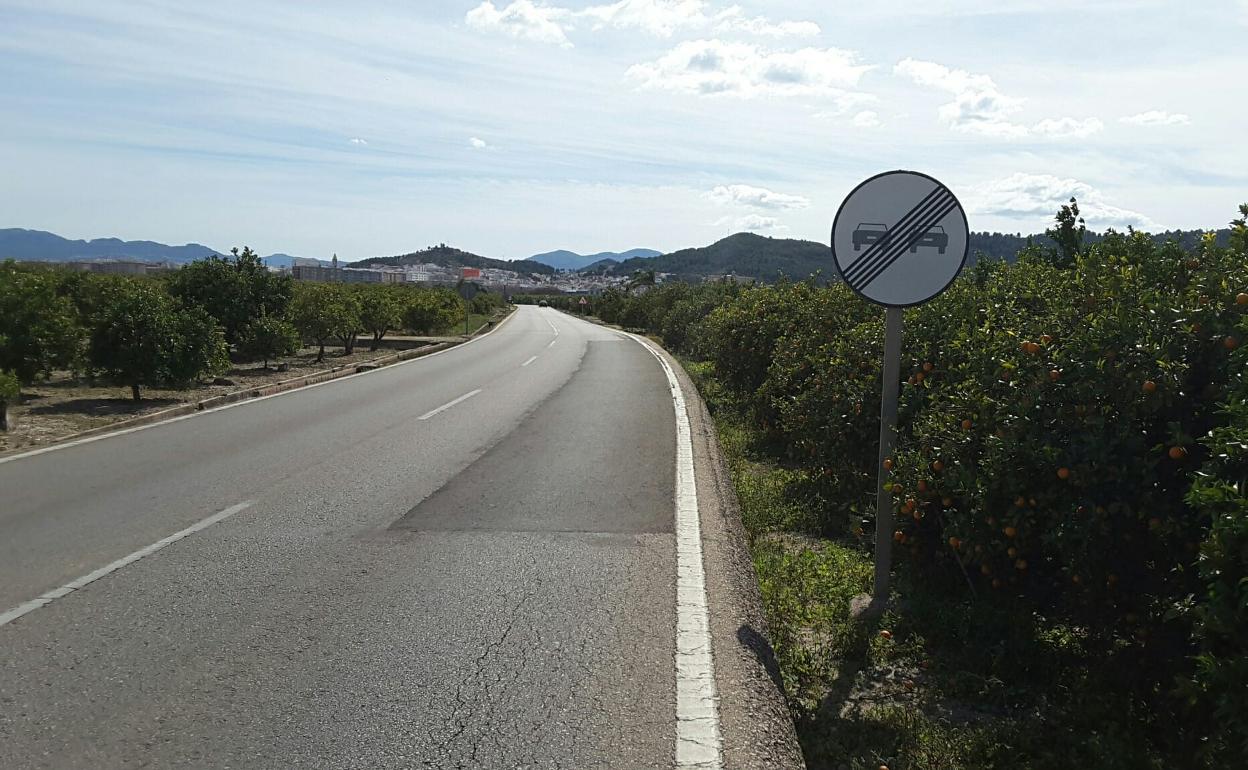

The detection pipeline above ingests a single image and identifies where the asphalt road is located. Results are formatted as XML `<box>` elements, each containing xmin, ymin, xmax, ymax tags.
<box><xmin>0</xmin><ymin>306</ymin><xmax>696</xmax><ymax>769</ymax></box>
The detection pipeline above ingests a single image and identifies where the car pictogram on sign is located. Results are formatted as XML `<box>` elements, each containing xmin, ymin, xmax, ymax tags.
<box><xmin>852</xmin><ymin>223</ymin><xmax>889</xmax><ymax>250</ymax></box>
<box><xmin>910</xmin><ymin>225</ymin><xmax>948</xmax><ymax>254</ymax></box>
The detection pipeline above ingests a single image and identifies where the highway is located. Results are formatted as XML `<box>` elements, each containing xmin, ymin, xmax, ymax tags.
<box><xmin>0</xmin><ymin>306</ymin><xmax>806</xmax><ymax>769</ymax></box>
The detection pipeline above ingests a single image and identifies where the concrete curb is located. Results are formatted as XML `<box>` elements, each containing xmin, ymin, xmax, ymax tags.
<box><xmin>6</xmin><ymin>308</ymin><xmax>515</xmax><ymax>455</ymax></box>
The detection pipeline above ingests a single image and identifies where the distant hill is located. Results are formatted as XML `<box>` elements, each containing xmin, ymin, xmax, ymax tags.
<box><xmin>609</xmin><ymin>233</ymin><xmax>828</xmax><ymax>283</ymax></box>
<box><xmin>0</xmin><ymin>228</ymin><xmax>221</xmax><ymax>264</ymax></box>
<box><xmin>353</xmin><ymin>244</ymin><xmax>556</xmax><ymax>276</ymax></box>
<box><xmin>262</xmin><ymin>253</ymin><xmax>330</xmax><ymax>269</ymax></box>
<box><xmin>600</xmin><ymin>228</ymin><xmax>1234</xmax><ymax>283</ymax></box>
<box><xmin>529</xmin><ymin>248</ymin><xmax>661</xmax><ymax>271</ymax></box>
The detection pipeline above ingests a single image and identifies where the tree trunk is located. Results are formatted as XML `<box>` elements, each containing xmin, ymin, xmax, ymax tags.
<box><xmin>0</xmin><ymin>400</ymin><xmax>10</xmax><ymax>432</ymax></box>
<box><xmin>371</xmin><ymin>331</ymin><xmax>383</xmax><ymax>351</ymax></box>
<box><xmin>316</xmin><ymin>341</ymin><xmax>325</xmax><ymax>363</ymax></box>
<box><xmin>131</xmin><ymin>383</ymin><xmax>142</xmax><ymax>402</ymax></box>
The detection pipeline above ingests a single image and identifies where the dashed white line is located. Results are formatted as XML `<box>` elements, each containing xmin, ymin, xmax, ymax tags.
<box><xmin>546</xmin><ymin>338</ymin><xmax>557</xmax><ymax>349</ymax></box>
<box><xmin>522</xmin><ymin>356</ymin><xmax>539</xmax><ymax>367</ymax></box>
<box><xmin>617</xmin><ymin>330</ymin><xmax>724</xmax><ymax>769</ymax></box>
<box><xmin>0</xmin><ymin>500</ymin><xmax>255</xmax><ymax>629</ymax></box>
<box><xmin>418</xmin><ymin>389</ymin><xmax>482</xmax><ymax>421</ymax></box>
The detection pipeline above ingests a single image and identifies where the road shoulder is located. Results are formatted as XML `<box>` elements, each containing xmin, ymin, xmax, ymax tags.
<box><xmin>642</xmin><ymin>338</ymin><xmax>808</xmax><ymax>769</ymax></box>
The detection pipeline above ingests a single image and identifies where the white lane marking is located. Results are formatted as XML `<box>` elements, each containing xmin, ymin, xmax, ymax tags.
<box><xmin>418</xmin><ymin>389</ymin><xmax>482</xmax><ymax>421</ymax></box>
<box><xmin>0</xmin><ymin>307</ymin><xmax>524</xmax><ymax>467</ymax></box>
<box><xmin>522</xmin><ymin>356</ymin><xmax>539</xmax><ymax>367</ymax></box>
<box><xmin>616</xmin><ymin>329</ymin><xmax>724</xmax><ymax>769</ymax></box>
<box><xmin>546</xmin><ymin>338</ymin><xmax>557</xmax><ymax>349</ymax></box>
<box><xmin>0</xmin><ymin>501</ymin><xmax>255</xmax><ymax>629</ymax></box>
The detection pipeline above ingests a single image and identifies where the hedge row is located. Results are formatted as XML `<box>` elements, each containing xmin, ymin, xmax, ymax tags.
<box><xmin>585</xmin><ymin>209</ymin><xmax>1248</xmax><ymax>761</ymax></box>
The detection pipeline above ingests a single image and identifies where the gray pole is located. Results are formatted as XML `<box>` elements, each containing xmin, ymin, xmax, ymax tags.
<box><xmin>872</xmin><ymin>306</ymin><xmax>904</xmax><ymax>602</ymax></box>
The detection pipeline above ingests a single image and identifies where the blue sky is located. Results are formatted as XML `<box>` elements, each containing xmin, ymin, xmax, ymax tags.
<box><xmin>1</xmin><ymin>0</ymin><xmax>1243</xmax><ymax>260</ymax></box>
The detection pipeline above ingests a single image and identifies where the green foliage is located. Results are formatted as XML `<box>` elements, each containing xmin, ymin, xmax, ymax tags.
<box><xmin>289</xmin><ymin>282</ymin><xmax>357</xmax><ymax>362</ymax></box>
<box><xmin>237</xmin><ymin>312</ymin><xmax>300</xmax><ymax>368</ymax></box>
<box><xmin>88</xmin><ymin>282</ymin><xmax>228</xmax><ymax>400</ymax></box>
<box><xmin>403</xmin><ymin>287</ymin><xmax>465</xmax><ymax>334</ymax></box>
<box><xmin>0</xmin><ymin>261</ymin><xmax>83</xmax><ymax>382</ymax></box>
<box><xmin>601</xmin><ymin>204</ymin><xmax>1248</xmax><ymax>765</ymax></box>
<box><xmin>169</xmin><ymin>246</ymin><xmax>293</xmax><ymax>344</ymax></box>
<box><xmin>357</xmin><ymin>285</ymin><xmax>406</xmax><ymax>351</ymax></box>
<box><xmin>469</xmin><ymin>290</ymin><xmax>504</xmax><ymax>316</ymax></box>
<box><xmin>0</xmin><ymin>369</ymin><xmax>19</xmax><ymax>401</ymax></box>
<box><xmin>1044</xmin><ymin>196</ymin><xmax>1087</xmax><ymax>268</ymax></box>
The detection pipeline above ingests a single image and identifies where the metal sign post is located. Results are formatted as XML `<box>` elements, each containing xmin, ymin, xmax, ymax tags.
<box><xmin>831</xmin><ymin>170</ymin><xmax>969</xmax><ymax>615</ymax></box>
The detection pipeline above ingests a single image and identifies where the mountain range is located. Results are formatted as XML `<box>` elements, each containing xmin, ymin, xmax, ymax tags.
<box><xmin>527</xmin><ymin>248</ymin><xmax>661</xmax><ymax>271</ymax></box>
<box><xmin>3</xmin><ymin>226</ymin><xmax>1233</xmax><ymax>285</ymax></box>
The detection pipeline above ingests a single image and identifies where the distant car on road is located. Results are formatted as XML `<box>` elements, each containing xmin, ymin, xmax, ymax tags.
<box><xmin>538</xmin><ymin>300</ymin><xmax>548</xmax><ymax>307</ymax></box>
<box><xmin>910</xmin><ymin>225</ymin><xmax>948</xmax><ymax>254</ymax></box>
<box><xmin>852</xmin><ymin>223</ymin><xmax>889</xmax><ymax>251</ymax></box>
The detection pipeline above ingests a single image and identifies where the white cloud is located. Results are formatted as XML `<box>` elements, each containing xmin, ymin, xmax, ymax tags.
<box><xmin>465</xmin><ymin>1</ymin><xmax>573</xmax><ymax>47</ymax></box>
<box><xmin>966</xmin><ymin>173</ymin><xmax>1161</xmax><ymax>230</ymax></box>
<box><xmin>894</xmin><ymin>58</ymin><xmax>1102</xmax><ymax>140</ymax></box>
<box><xmin>713</xmin><ymin>7</ymin><xmax>821</xmax><ymax>37</ymax></box>
<box><xmin>629</xmin><ymin>39</ymin><xmax>870</xmax><ymax>98</ymax></box>
<box><xmin>1120</xmin><ymin>110</ymin><xmax>1191</xmax><ymax>126</ymax></box>
<box><xmin>852</xmin><ymin>110</ymin><xmax>880</xmax><ymax>128</ymax></box>
<box><xmin>348</xmin><ymin>137</ymin><xmax>368</xmax><ymax>145</ymax></box>
<box><xmin>469</xmin><ymin>136</ymin><xmax>489</xmax><ymax>149</ymax></box>
<box><xmin>716</xmin><ymin>213</ymin><xmax>785</xmax><ymax>232</ymax></box>
<box><xmin>580</xmin><ymin>0</ymin><xmax>708</xmax><ymax>37</ymax></box>
<box><xmin>1032</xmin><ymin>117</ymin><xmax>1104</xmax><ymax>139</ymax></box>
<box><xmin>707</xmin><ymin>183</ymin><xmax>809</xmax><ymax>209</ymax></box>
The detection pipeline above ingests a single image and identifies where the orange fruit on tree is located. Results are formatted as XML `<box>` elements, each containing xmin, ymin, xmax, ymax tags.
<box><xmin>1049</xmin><ymin>369</ymin><xmax>1062</xmax><ymax>382</ymax></box>
<box><xmin>1168</xmin><ymin>446</ymin><xmax>1187</xmax><ymax>460</ymax></box>
<box><xmin>991</xmin><ymin>578</ymin><xmax>1003</xmax><ymax>589</ymax></box>
<box><xmin>894</xmin><ymin>530</ymin><xmax>904</xmax><ymax>542</ymax></box>
<box><xmin>980</xmin><ymin>564</ymin><xmax>992</xmax><ymax>576</ymax></box>
<box><xmin>961</xmin><ymin>419</ymin><xmax>973</xmax><ymax>431</ymax></box>
<box><xmin>1237</xmin><ymin>292</ymin><xmax>1248</xmax><ymax>306</ymax></box>
<box><xmin>917</xmin><ymin>480</ymin><xmax>929</xmax><ymax>493</ymax></box>
<box><xmin>916</xmin><ymin>372</ymin><xmax>926</xmax><ymax>383</ymax></box>
<box><xmin>948</xmin><ymin>536</ymin><xmax>961</xmax><ymax>549</ymax></box>
<box><xmin>931</xmin><ymin>460</ymin><xmax>944</xmax><ymax>472</ymax></box>
<box><xmin>1022</xmin><ymin>341</ymin><xmax>1041</xmax><ymax>355</ymax></box>
<box><xmin>923</xmin><ymin>362</ymin><xmax>934</xmax><ymax>372</ymax></box>
<box><xmin>1142</xmin><ymin>380</ymin><xmax>1157</xmax><ymax>394</ymax></box>
<box><xmin>1040</xmin><ymin>334</ymin><xmax>1054</xmax><ymax>345</ymax></box>
<box><xmin>1072</xmin><ymin>574</ymin><xmax>1083</xmax><ymax>585</ymax></box>
<box><xmin>1004</xmin><ymin>526</ymin><xmax>1018</xmax><ymax>538</ymax></box>
<box><xmin>1057</xmin><ymin>467</ymin><xmax>1071</xmax><ymax>480</ymax></box>
<box><xmin>1226</xmin><ymin>336</ymin><xmax>1240</xmax><ymax>350</ymax></box>
<box><xmin>942</xmin><ymin>496</ymin><xmax>954</xmax><ymax>507</ymax></box>
<box><xmin>1015</xmin><ymin>496</ymin><xmax>1027</xmax><ymax>508</ymax></box>
<box><xmin>1007</xmin><ymin>547</ymin><xmax>1018</xmax><ymax>558</ymax></box>
<box><xmin>1015</xmin><ymin>559</ymin><xmax>1028</xmax><ymax>570</ymax></box>
<box><xmin>892</xmin><ymin>483</ymin><xmax>904</xmax><ymax>494</ymax></box>
<box><xmin>883</xmin><ymin>458</ymin><xmax>894</xmax><ymax>471</ymax></box>
<box><xmin>879</xmin><ymin>630</ymin><xmax>892</xmax><ymax>640</ymax></box>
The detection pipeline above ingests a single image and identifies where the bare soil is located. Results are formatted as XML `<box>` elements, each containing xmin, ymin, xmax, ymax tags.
<box><xmin>0</xmin><ymin>341</ymin><xmax>451</xmax><ymax>455</ymax></box>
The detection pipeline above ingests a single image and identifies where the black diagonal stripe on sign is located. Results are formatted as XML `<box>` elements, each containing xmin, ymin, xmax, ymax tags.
<box><xmin>853</xmin><ymin>198</ymin><xmax>958</xmax><ymax>292</ymax></box>
<box><xmin>843</xmin><ymin>188</ymin><xmax>952</xmax><ymax>285</ymax></box>
<box><xmin>842</xmin><ymin>188</ymin><xmax>952</xmax><ymax>285</ymax></box>
<box><xmin>841</xmin><ymin>186</ymin><xmax>946</xmax><ymax>284</ymax></box>
<box><xmin>853</xmin><ymin>198</ymin><xmax>959</xmax><ymax>292</ymax></box>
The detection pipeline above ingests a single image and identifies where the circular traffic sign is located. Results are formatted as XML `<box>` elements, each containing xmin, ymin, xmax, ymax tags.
<box><xmin>831</xmin><ymin>170</ymin><xmax>969</xmax><ymax>308</ymax></box>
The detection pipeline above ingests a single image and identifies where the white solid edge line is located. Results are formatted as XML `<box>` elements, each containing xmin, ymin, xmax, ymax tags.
<box><xmin>0</xmin><ymin>307</ymin><xmax>522</xmax><ymax>467</ymax></box>
<box><xmin>418</xmin><ymin>389</ymin><xmax>482</xmax><ymax>421</ymax></box>
<box><xmin>522</xmin><ymin>355</ymin><xmax>539</xmax><ymax>367</ymax></box>
<box><xmin>615</xmin><ymin>327</ymin><xmax>724</xmax><ymax>770</ymax></box>
<box><xmin>0</xmin><ymin>500</ymin><xmax>255</xmax><ymax>629</ymax></box>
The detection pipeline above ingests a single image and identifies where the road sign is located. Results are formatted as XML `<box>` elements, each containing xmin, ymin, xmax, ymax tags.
<box><xmin>578</xmin><ymin>297</ymin><xmax>587</xmax><ymax>305</ymax></box>
<box><xmin>833</xmin><ymin>171</ymin><xmax>969</xmax><ymax>617</ymax></box>
<box><xmin>832</xmin><ymin>170</ymin><xmax>969</xmax><ymax>308</ymax></box>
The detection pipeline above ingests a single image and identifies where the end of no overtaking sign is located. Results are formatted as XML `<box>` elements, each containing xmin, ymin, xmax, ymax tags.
<box><xmin>832</xmin><ymin>170</ymin><xmax>970</xmax><ymax>618</ymax></box>
<box><xmin>831</xmin><ymin>170</ymin><xmax>969</xmax><ymax>308</ymax></box>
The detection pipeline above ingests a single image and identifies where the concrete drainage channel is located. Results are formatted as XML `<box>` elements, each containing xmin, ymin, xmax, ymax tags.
<box><xmin>0</xmin><ymin>310</ymin><xmax>513</xmax><ymax>459</ymax></box>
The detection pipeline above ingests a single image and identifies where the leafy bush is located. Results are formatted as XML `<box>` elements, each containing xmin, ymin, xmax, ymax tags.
<box><xmin>237</xmin><ymin>312</ymin><xmax>301</xmax><ymax>368</ymax></box>
<box><xmin>169</xmin><ymin>246</ymin><xmax>292</xmax><ymax>344</ymax></box>
<box><xmin>0</xmin><ymin>261</ymin><xmax>83</xmax><ymax>382</ymax></box>
<box><xmin>88</xmin><ymin>283</ymin><xmax>229</xmax><ymax>400</ymax></box>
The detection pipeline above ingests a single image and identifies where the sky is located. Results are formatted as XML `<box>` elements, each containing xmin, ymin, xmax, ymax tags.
<box><xmin>1</xmin><ymin>0</ymin><xmax>1244</xmax><ymax>261</ymax></box>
